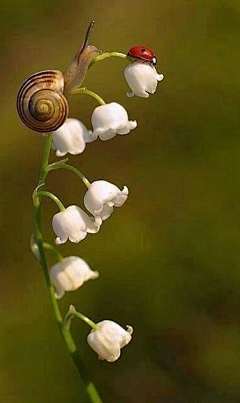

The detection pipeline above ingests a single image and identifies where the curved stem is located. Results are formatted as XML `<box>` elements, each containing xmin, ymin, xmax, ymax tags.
<box><xmin>90</xmin><ymin>51</ymin><xmax>131</xmax><ymax>67</ymax></box>
<box><xmin>73</xmin><ymin>87</ymin><xmax>106</xmax><ymax>105</ymax></box>
<box><xmin>64</xmin><ymin>305</ymin><xmax>98</xmax><ymax>331</ymax></box>
<box><xmin>43</xmin><ymin>242</ymin><xmax>64</xmax><ymax>262</ymax></box>
<box><xmin>47</xmin><ymin>158</ymin><xmax>68</xmax><ymax>169</ymax></box>
<box><xmin>33</xmin><ymin>135</ymin><xmax>103</xmax><ymax>403</ymax></box>
<box><xmin>48</xmin><ymin>163</ymin><xmax>91</xmax><ymax>188</ymax></box>
<box><xmin>36</xmin><ymin>190</ymin><xmax>66</xmax><ymax>212</ymax></box>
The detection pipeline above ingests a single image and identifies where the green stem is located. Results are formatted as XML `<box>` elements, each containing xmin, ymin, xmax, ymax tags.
<box><xmin>61</xmin><ymin>327</ymin><xmax>103</xmax><ymax>403</ymax></box>
<box><xmin>33</xmin><ymin>134</ymin><xmax>103</xmax><ymax>403</ymax></box>
<box><xmin>64</xmin><ymin>306</ymin><xmax>98</xmax><ymax>331</ymax></box>
<box><xmin>47</xmin><ymin>158</ymin><xmax>68</xmax><ymax>169</ymax></box>
<box><xmin>90</xmin><ymin>51</ymin><xmax>131</xmax><ymax>67</ymax></box>
<box><xmin>71</xmin><ymin>311</ymin><xmax>98</xmax><ymax>330</ymax></box>
<box><xmin>73</xmin><ymin>87</ymin><xmax>106</xmax><ymax>105</ymax></box>
<box><xmin>39</xmin><ymin>133</ymin><xmax>54</xmax><ymax>185</ymax></box>
<box><xmin>48</xmin><ymin>163</ymin><xmax>91</xmax><ymax>188</ymax></box>
<box><xmin>36</xmin><ymin>190</ymin><xmax>66</xmax><ymax>212</ymax></box>
<box><xmin>43</xmin><ymin>242</ymin><xmax>64</xmax><ymax>262</ymax></box>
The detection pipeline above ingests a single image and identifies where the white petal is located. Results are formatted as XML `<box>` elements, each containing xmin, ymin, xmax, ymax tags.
<box><xmin>84</xmin><ymin>180</ymin><xmax>128</xmax><ymax>222</ymax></box>
<box><xmin>87</xmin><ymin>320</ymin><xmax>133</xmax><ymax>362</ymax></box>
<box><xmin>124</xmin><ymin>62</ymin><xmax>163</xmax><ymax>98</ymax></box>
<box><xmin>99</xmin><ymin>129</ymin><xmax>117</xmax><ymax>141</ymax></box>
<box><xmin>53</xmin><ymin>281</ymin><xmax>65</xmax><ymax>299</ymax></box>
<box><xmin>52</xmin><ymin>118</ymin><xmax>89</xmax><ymax>156</ymax></box>
<box><xmin>86</xmin><ymin>216</ymin><xmax>102</xmax><ymax>234</ymax></box>
<box><xmin>127</xmin><ymin>91</ymin><xmax>134</xmax><ymax>98</ymax></box>
<box><xmin>118</xmin><ymin>120</ymin><xmax>138</xmax><ymax>135</ymax></box>
<box><xmin>91</xmin><ymin>102</ymin><xmax>137</xmax><ymax>141</ymax></box>
<box><xmin>50</xmin><ymin>256</ymin><xmax>99</xmax><ymax>299</ymax></box>
<box><xmin>84</xmin><ymin>181</ymin><xmax>119</xmax><ymax>216</ymax></box>
<box><xmin>52</xmin><ymin>206</ymin><xmax>96</xmax><ymax>245</ymax></box>
<box><xmin>84</xmin><ymin>130</ymin><xmax>98</xmax><ymax>144</ymax></box>
<box><xmin>157</xmin><ymin>73</ymin><xmax>164</xmax><ymax>81</ymax></box>
<box><xmin>112</xmin><ymin>185</ymin><xmax>129</xmax><ymax>207</ymax></box>
<box><xmin>69</xmin><ymin>230</ymin><xmax>87</xmax><ymax>243</ymax></box>
<box><xmin>100</xmin><ymin>204</ymin><xmax>114</xmax><ymax>220</ymax></box>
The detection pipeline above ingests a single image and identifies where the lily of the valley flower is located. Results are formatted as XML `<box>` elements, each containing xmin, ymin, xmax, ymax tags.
<box><xmin>91</xmin><ymin>102</ymin><xmax>137</xmax><ymax>141</ymax></box>
<box><xmin>50</xmin><ymin>256</ymin><xmax>99</xmax><ymax>299</ymax></box>
<box><xmin>124</xmin><ymin>61</ymin><xmax>164</xmax><ymax>98</ymax></box>
<box><xmin>52</xmin><ymin>118</ymin><xmax>97</xmax><ymax>157</ymax></box>
<box><xmin>87</xmin><ymin>320</ymin><xmax>133</xmax><ymax>362</ymax></box>
<box><xmin>52</xmin><ymin>205</ymin><xmax>100</xmax><ymax>245</ymax></box>
<box><xmin>84</xmin><ymin>180</ymin><xmax>129</xmax><ymax>223</ymax></box>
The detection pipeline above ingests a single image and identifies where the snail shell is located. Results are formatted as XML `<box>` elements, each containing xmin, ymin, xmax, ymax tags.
<box><xmin>17</xmin><ymin>70</ymin><xmax>69</xmax><ymax>133</ymax></box>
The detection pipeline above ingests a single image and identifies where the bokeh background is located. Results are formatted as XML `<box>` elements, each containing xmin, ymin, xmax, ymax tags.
<box><xmin>1</xmin><ymin>0</ymin><xmax>240</xmax><ymax>402</ymax></box>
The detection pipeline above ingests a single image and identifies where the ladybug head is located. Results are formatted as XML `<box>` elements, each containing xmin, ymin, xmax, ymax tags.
<box><xmin>152</xmin><ymin>57</ymin><xmax>157</xmax><ymax>66</ymax></box>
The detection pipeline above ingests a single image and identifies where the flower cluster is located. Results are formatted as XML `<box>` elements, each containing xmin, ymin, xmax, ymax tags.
<box><xmin>49</xmin><ymin>60</ymin><xmax>163</xmax><ymax>361</ymax></box>
<box><xmin>52</xmin><ymin>63</ymin><xmax>163</xmax><ymax>157</ymax></box>
<box><xmin>30</xmin><ymin>46</ymin><xmax>163</xmax><ymax>364</ymax></box>
<box><xmin>52</xmin><ymin>180</ymin><xmax>128</xmax><ymax>244</ymax></box>
<box><xmin>50</xmin><ymin>179</ymin><xmax>132</xmax><ymax>361</ymax></box>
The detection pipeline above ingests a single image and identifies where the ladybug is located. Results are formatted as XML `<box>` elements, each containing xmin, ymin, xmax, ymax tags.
<box><xmin>127</xmin><ymin>46</ymin><xmax>157</xmax><ymax>66</ymax></box>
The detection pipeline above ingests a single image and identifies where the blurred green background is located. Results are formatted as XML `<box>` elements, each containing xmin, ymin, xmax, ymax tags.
<box><xmin>1</xmin><ymin>0</ymin><xmax>240</xmax><ymax>402</ymax></box>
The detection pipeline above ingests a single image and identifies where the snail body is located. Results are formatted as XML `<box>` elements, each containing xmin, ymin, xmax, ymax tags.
<box><xmin>17</xmin><ymin>21</ymin><xmax>100</xmax><ymax>133</ymax></box>
<box><xmin>64</xmin><ymin>44</ymin><xmax>100</xmax><ymax>97</ymax></box>
<box><xmin>17</xmin><ymin>70</ymin><xmax>68</xmax><ymax>133</ymax></box>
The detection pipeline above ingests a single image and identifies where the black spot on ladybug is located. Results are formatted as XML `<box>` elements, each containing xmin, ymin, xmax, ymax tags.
<box><xmin>141</xmin><ymin>48</ymin><xmax>146</xmax><ymax>53</ymax></box>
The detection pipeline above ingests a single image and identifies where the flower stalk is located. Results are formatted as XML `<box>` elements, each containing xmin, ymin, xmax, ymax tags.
<box><xmin>64</xmin><ymin>305</ymin><xmax>98</xmax><ymax>331</ymax></box>
<box><xmin>48</xmin><ymin>162</ymin><xmax>91</xmax><ymax>188</ymax></box>
<box><xmin>73</xmin><ymin>87</ymin><xmax>106</xmax><ymax>105</ymax></box>
<box><xmin>19</xmin><ymin>23</ymin><xmax>159</xmax><ymax>400</ymax></box>
<box><xmin>33</xmin><ymin>134</ymin><xmax>103</xmax><ymax>403</ymax></box>
<box><xmin>34</xmin><ymin>190</ymin><xmax>66</xmax><ymax>212</ymax></box>
<box><xmin>43</xmin><ymin>242</ymin><xmax>64</xmax><ymax>262</ymax></box>
<box><xmin>90</xmin><ymin>51</ymin><xmax>131</xmax><ymax>67</ymax></box>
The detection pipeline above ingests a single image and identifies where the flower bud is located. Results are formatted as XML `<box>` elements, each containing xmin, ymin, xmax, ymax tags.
<box><xmin>50</xmin><ymin>256</ymin><xmax>99</xmax><ymax>299</ymax></box>
<box><xmin>52</xmin><ymin>118</ymin><xmax>97</xmax><ymax>157</ymax></box>
<box><xmin>124</xmin><ymin>62</ymin><xmax>164</xmax><ymax>98</ymax></box>
<box><xmin>91</xmin><ymin>102</ymin><xmax>137</xmax><ymax>141</ymax></box>
<box><xmin>84</xmin><ymin>180</ymin><xmax>129</xmax><ymax>223</ymax></box>
<box><xmin>87</xmin><ymin>320</ymin><xmax>133</xmax><ymax>362</ymax></box>
<box><xmin>52</xmin><ymin>205</ymin><xmax>100</xmax><ymax>245</ymax></box>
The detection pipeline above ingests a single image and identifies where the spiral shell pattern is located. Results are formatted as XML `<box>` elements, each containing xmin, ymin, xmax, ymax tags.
<box><xmin>17</xmin><ymin>70</ymin><xmax>69</xmax><ymax>133</ymax></box>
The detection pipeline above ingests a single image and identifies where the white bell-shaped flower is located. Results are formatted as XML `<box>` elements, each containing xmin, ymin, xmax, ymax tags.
<box><xmin>84</xmin><ymin>180</ymin><xmax>129</xmax><ymax>223</ymax></box>
<box><xmin>52</xmin><ymin>205</ymin><xmax>100</xmax><ymax>245</ymax></box>
<box><xmin>124</xmin><ymin>62</ymin><xmax>164</xmax><ymax>98</ymax></box>
<box><xmin>87</xmin><ymin>320</ymin><xmax>133</xmax><ymax>362</ymax></box>
<box><xmin>50</xmin><ymin>256</ymin><xmax>99</xmax><ymax>299</ymax></box>
<box><xmin>52</xmin><ymin>118</ymin><xmax>97</xmax><ymax>157</ymax></box>
<box><xmin>91</xmin><ymin>102</ymin><xmax>137</xmax><ymax>141</ymax></box>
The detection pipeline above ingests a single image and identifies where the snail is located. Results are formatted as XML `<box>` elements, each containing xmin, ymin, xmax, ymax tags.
<box><xmin>17</xmin><ymin>21</ymin><xmax>101</xmax><ymax>133</ymax></box>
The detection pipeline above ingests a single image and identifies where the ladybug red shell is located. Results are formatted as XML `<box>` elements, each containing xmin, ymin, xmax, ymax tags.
<box><xmin>127</xmin><ymin>46</ymin><xmax>157</xmax><ymax>65</ymax></box>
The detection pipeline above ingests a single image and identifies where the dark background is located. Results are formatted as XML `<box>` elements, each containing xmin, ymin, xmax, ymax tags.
<box><xmin>1</xmin><ymin>0</ymin><xmax>240</xmax><ymax>402</ymax></box>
